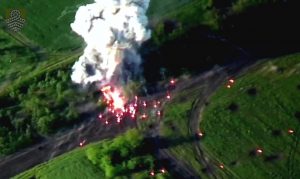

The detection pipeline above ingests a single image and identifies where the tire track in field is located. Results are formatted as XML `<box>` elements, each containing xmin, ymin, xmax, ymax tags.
<box><xmin>286</xmin><ymin>123</ymin><xmax>300</xmax><ymax>178</ymax></box>
<box><xmin>189</xmin><ymin>61</ymin><xmax>258</xmax><ymax>178</ymax></box>
<box><xmin>188</xmin><ymin>67</ymin><xmax>228</xmax><ymax>179</ymax></box>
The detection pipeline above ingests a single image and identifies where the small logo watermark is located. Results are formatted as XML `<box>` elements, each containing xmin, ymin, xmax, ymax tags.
<box><xmin>5</xmin><ymin>9</ymin><xmax>26</xmax><ymax>32</ymax></box>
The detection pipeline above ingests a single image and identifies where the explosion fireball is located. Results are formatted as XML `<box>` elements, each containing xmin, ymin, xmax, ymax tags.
<box><xmin>101</xmin><ymin>85</ymin><xmax>126</xmax><ymax>111</ymax></box>
<box><xmin>70</xmin><ymin>0</ymin><xmax>151</xmax><ymax>116</ymax></box>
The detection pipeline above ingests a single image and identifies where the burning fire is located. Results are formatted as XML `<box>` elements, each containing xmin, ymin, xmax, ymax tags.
<box><xmin>150</xmin><ymin>170</ymin><xmax>155</xmax><ymax>176</ymax></box>
<box><xmin>256</xmin><ymin>148</ymin><xmax>263</xmax><ymax>154</ymax></box>
<box><xmin>70</xmin><ymin>0</ymin><xmax>152</xmax><ymax>125</ymax></box>
<box><xmin>101</xmin><ymin>85</ymin><xmax>126</xmax><ymax>111</ymax></box>
<box><xmin>288</xmin><ymin>129</ymin><xmax>294</xmax><ymax>134</ymax></box>
<box><xmin>97</xmin><ymin>87</ymin><xmax>168</xmax><ymax>125</ymax></box>
<box><xmin>98</xmin><ymin>85</ymin><xmax>139</xmax><ymax>124</ymax></box>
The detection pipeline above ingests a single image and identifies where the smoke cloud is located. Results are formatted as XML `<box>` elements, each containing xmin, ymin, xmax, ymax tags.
<box><xmin>71</xmin><ymin>0</ymin><xmax>151</xmax><ymax>86</ymax></box>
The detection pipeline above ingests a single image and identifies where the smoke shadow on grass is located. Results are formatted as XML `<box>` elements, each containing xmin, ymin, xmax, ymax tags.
<box><xmin>155</xmin><ymin>135</ymin><xmax>198</xmax><ymax>150</ymax></box>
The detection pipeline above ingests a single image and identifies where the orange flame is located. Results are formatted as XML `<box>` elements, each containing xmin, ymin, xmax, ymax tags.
<box><xmin>101</xmin><ymin>85</ymin><xmax>126</xmax><ymax>111</ymax></box>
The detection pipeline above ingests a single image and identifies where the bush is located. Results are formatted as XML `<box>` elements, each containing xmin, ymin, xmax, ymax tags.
<box><xmin>86</xmin><ymin>129</ymin><xmax>155</xmax><ymax>178</ymax></box>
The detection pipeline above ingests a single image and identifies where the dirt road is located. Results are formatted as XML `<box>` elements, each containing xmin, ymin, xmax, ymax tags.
<box><xmin>0</xmin><ymin>60</ymin><xmax>254</xmax><ymax>179</ymax></box>
<box><xmin>0</xmin><ymin>113</ymin><xmax>136</xmax><ymax>179</ymax></box>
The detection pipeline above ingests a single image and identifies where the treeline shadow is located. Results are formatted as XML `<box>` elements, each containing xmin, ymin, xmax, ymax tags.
<box><xmin>0</xmin><ymin>40</ymin><xmax>46</xmax><ymax>61</ymax></box>
<box><xmin>141</xmin><ymin>0</ymin><xmax>300</xmax><ymax>94</ymax></box>
<box><xmin>141</xmin><ymin>25</ymin><xmax>248</xmax><ymax>94</ymax></box>
<box><xmin>0</xmin><ymin>46</ymin><xmax>30</xmax><ymax>55</ymax></box>
<box><xmin>120</xmin><ymin>135</ymin><xmax>199</xmax><ymax>178</ymax></box>
<box><xmin>137</xmin><ymin>135</ymin><xmax>198</xmax><ymax>155</ymax></box>
<box><xmin>221</xmin><ymin>0</ymin><xmax>300</xmax><ymax>58</ymax></box>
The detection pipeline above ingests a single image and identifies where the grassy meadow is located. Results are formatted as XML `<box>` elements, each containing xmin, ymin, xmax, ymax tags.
<box><xmin>201</xmin><ymin>53</ymin><xmax>300</xmax><ymax>178</ymax></box>
<box><xmin>0</xmin><ymin>0</ymin><xmax>93</xmax><ymax>51</ymax></box>
<box><xmin>14</xmin><ymin>146</ymin><xmax>105</xmax><ymax>179</ymax></box>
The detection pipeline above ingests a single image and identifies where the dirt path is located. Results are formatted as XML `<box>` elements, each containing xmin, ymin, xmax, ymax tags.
<box><xmin>149</xmin><ymin>61</ymin><xmax>256</xmax><ymax>178</ymax></box>
<box><xmin>143</xmin><ymin>66</ymin><xmax>229</xmax><ymax>178</ymax></box>
<box><xmin>187</xmin><ymin>61</ymin><xmax>260</xmax><ymax>179</ymax></box>
<box><xmin>188</xmin><ymin>68</ymin><xmax>228</xmax><ymax>178</ymax></box>
<box><xmin>0</xmin><ymin>113</ymin><xmax>136</xmax><ymax>179</ymax></box>
<box><xmin>0</xmin><ymin>60</ymin><xmax>256</xmax><ymax>179</ymax></box>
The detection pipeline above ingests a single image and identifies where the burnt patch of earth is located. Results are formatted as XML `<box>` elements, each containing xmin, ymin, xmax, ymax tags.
<box><xmin>230</xmin><ymin>160</ymin><xmax>239</xmax><ymax>166</ymax></box>
<box><xmin>228</xmin><ymin>102</ymin><xmax>239</xmax><ymax>112</ymax></box>
<box><xmin>295</xmin><ymin>111</ymin><xmax>300</xmax><ymax>122</ymax></box>
<box><xmin>264</xmin><ymin>154</ymin><xmax>282</xmax><ymax>163</ymax></box>
<box><xmin>276</xmin><ymin>67</ymin><xmax>285</xmax><ymax>74</ymax></box>
<box><xmin>247</xmin><ymin>87</ymin><xmax>257</xmax><ymax>96</ymax></box>
<box><xmin>271</xmin><ymin>129</ymin><xmax>282</xmax><ymax>137</ymax></box>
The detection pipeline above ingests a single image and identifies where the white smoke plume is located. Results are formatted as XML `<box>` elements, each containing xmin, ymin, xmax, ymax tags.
<box><xmin>71</xmin><ymin>0</ymin><xmax>151</xmax><ymax>86</ymax></box>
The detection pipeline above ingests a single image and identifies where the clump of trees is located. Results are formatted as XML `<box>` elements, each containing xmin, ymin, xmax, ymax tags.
<box><xmin>231</xmin><ymin>0</ymin><xmax>277</xmax><ymax>13</ymax></box>
<box><xmin>150</xmin><ymin>1</ymin><xmax>219</xmax><ymax>46</ymax></box>
<box><xmin>0</xmin><ymin>68</ymin><xmax>91</xmax><ymax>156</ymax></box>
<box><xmin>86</xmin><ymin>129</ymin><xmax>155</xmax><ymax>178</ymax></box>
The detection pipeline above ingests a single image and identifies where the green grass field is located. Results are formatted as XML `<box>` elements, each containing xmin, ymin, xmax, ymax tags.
<box><xmin>201</xmin><ymin>54</ymin><xmax>300</xmax><ymax>178</ymax></box>
<box><xmin>0</xmin><ymin>0</ymin><xmax>93</xmax><ymax>51</ymax></box>
<box><xmin>148</xmin><ymin>0</ymin><xmax>219</xmax><ymax>46</ymax></box>
<box><xmin>0</xmin><ymin>29</ymin><xmax>40</xmax><ymax>87</ymax></box>
<box><xmin>148</xmin><ymin>0</ymin><xmax>218</xmax><ymax>27</ymax></box>
<box><xmin>160</xmin><ymin>86</ymin><xmax>209</xmax><ymax>178</ymax></box>
<box><xmin>0</xmin><ymin>0</ymin><xmax>274</xmax><ymax>52</ymax></box>
<box><xmin>13</xmin><ymin>142</ymin><xmax>106</xmax><ymax>179</ymax></box>
<box><xmin>0</xmin><ymin>0</ymin><xmax>217</xmax><ymax>52</ymax></box>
